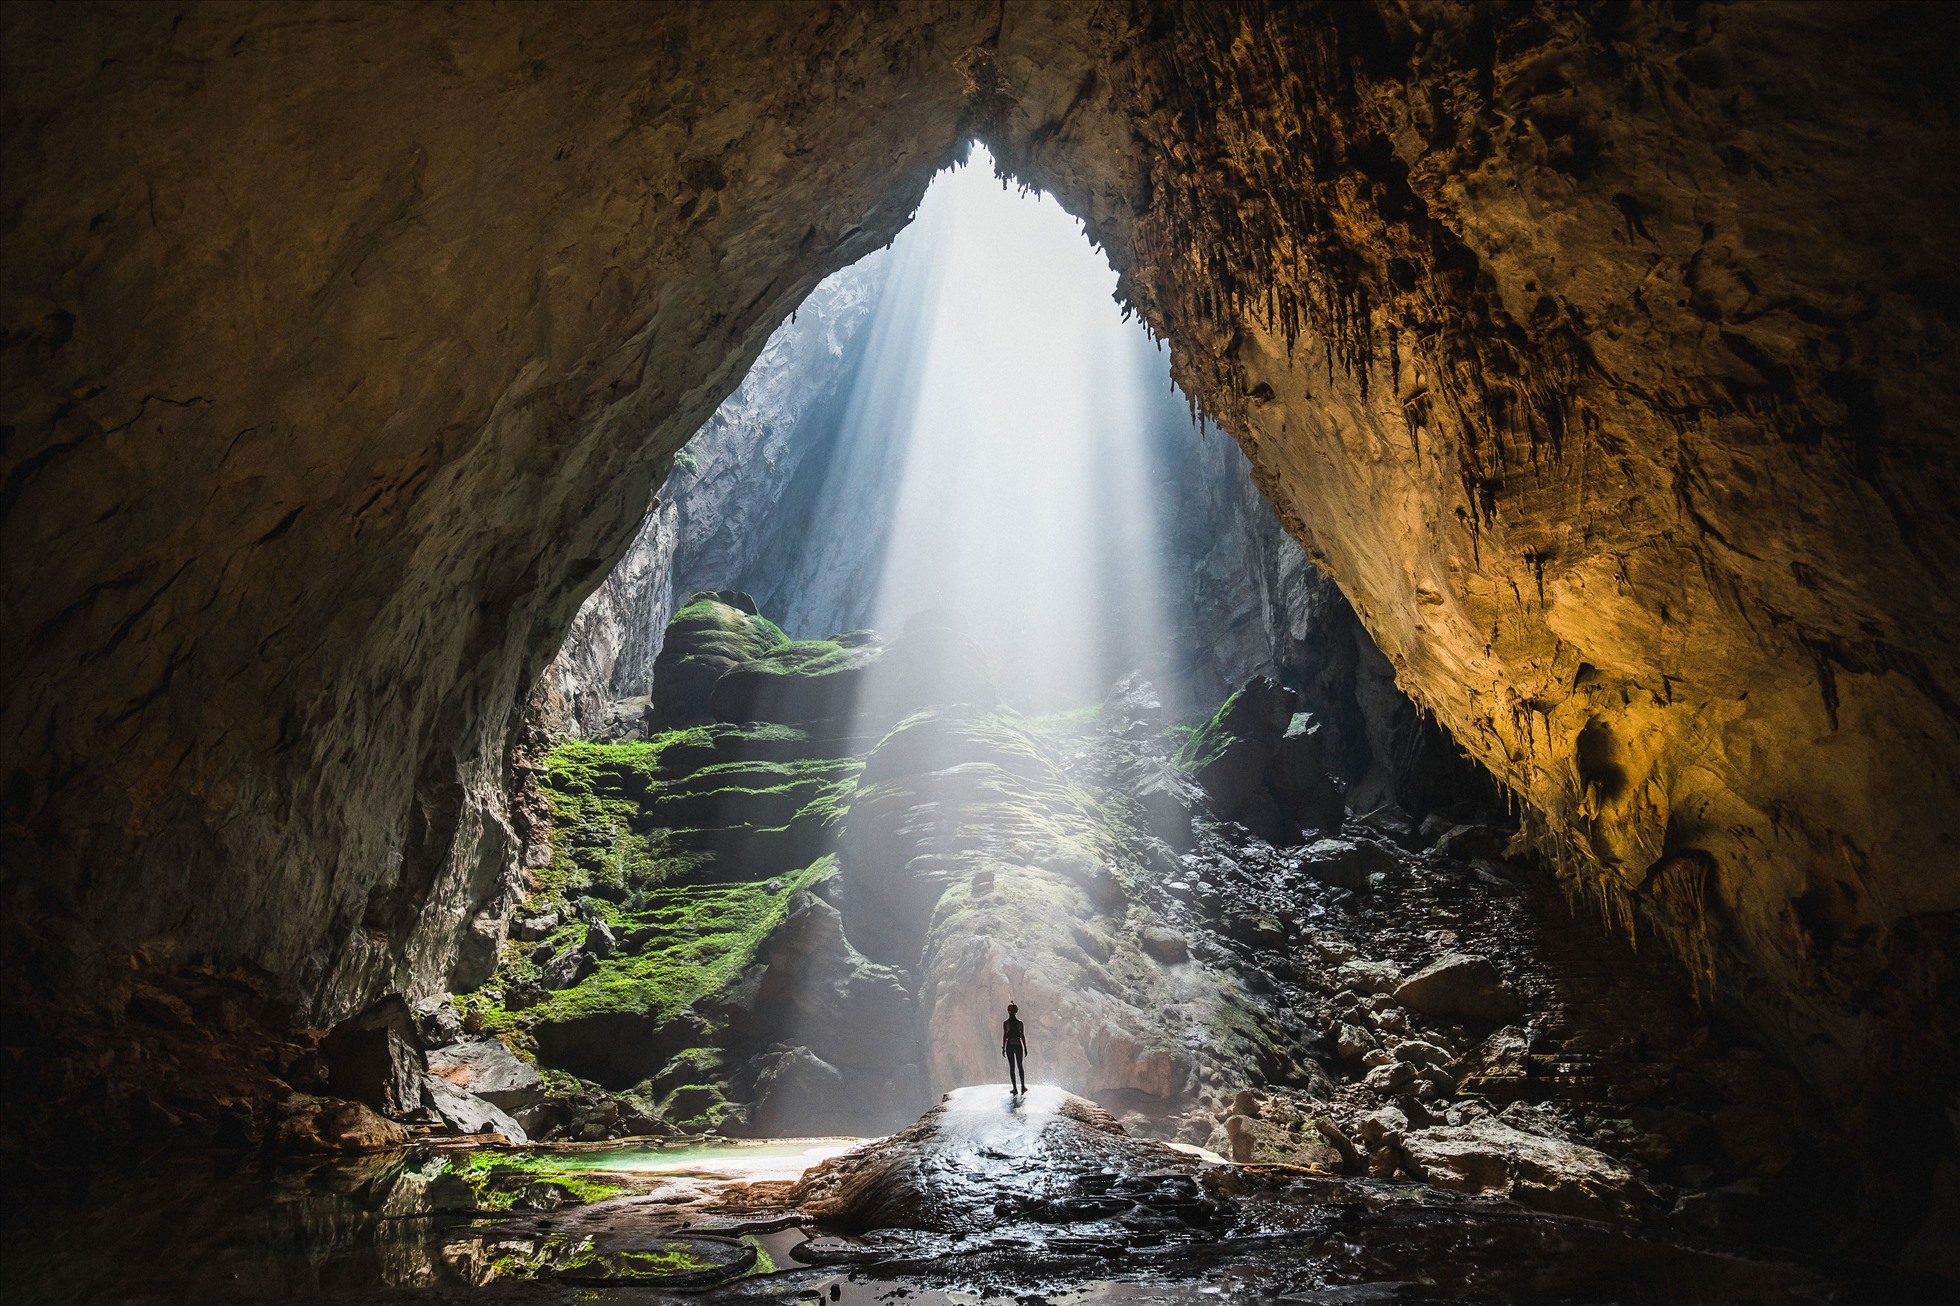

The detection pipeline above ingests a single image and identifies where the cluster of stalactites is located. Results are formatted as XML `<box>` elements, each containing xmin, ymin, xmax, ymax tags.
<box><xmin>1109</xmin><ymin>1</ymin><xmax>1593</xmax><ymax>535</ymax></box>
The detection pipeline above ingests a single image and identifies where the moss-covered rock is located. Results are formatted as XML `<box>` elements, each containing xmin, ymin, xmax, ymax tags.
<box><xmin>648</xmin><ymin>592</ymin><xmax>789</xmax><ymax>729</ymax></box>
<box><xmin>710</xmin><ymin>634</ymin><xmax>880</xmax><ymax>726</ymax></box>
<box><xmin>517</xmin><ymin>857</ymin><xmax>838</xmax><ymax>1085</ymax></box>
<box><xmin>1178</xmin><ymin>675</ymin><xmax>1345</xmax><ymax>844</ymax></box>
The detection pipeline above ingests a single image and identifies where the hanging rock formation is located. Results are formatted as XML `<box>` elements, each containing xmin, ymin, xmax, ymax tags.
<box><xmin>2</xmin><ymin>0</ymin><xmax>1955</xmax><ymax>1252</ymax></box>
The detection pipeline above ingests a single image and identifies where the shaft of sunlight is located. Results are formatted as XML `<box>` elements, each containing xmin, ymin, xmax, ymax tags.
<box><xmin>854</xmin><ymin>144</ymin><xmax>1181</xmax><ymax>712</ymax></box>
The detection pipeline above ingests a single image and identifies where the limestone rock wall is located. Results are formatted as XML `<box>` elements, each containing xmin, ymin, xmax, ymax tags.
<box><xmin>980</xmin><ymin>0</ymin><xmax>1960</xmax><ymax>1133</ymax></box>
<box><xmin>0</xmin><ymin>0</ymin><xmax>995</xmax><ymax>1018</ymax></box>
<box><xmin>4</xmin><ymin>1</ymin><xmax>1955</xmax><ymax>1200</ymax></box>
<box><xmin>535</xmin><ymin>249</ymin><xmax>894</xmax><ymax>736</ymax></box>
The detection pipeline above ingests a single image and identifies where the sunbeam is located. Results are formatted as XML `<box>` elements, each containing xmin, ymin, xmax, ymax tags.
<box><xmin>834</xmin><ymin>144</ymin><xmax>1188</xmax><ymax>712</ymax></box>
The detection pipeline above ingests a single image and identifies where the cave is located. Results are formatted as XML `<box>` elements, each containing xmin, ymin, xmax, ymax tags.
<box><xmin>2</xmin><ymin>2</ymin><xmax>1956</xmax><ymax>1299</ymax></box>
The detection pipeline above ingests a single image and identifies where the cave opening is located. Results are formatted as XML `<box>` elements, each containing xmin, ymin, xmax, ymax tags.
<box><xmin>511</xmin><ymin>142</ymin><xmax>1418</xmax><ymax>1124</ymax></box>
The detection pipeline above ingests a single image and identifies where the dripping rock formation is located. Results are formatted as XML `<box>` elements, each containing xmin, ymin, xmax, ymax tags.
<box><xmin>2</xmin><ymin>0</ymin><xmax>1956</xmax><ymax>1268</ymax></box>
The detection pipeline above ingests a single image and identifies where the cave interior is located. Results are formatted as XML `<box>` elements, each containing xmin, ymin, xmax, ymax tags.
<box><xmin>2</xmin><ymin>1</ymin><xmax>1957</xmax><ymax>1300</ymax></box>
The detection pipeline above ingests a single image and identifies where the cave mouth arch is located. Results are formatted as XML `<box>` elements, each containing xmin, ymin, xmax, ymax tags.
<box><xmin>2</xmin><ymin>2</ymin><xmax>1956</xmax><ymax>1261</ymax></box>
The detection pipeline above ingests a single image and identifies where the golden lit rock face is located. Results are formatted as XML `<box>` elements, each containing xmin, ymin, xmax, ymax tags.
<box><xmin>2</xmin><ymin>0</ymin><xmax>1954</xmax><ymax>1125</ymax></box>
<box><xmin>992</xmin><ymin>3</ymin><xmax>1960</xmax><ymax>1109</ymax></box>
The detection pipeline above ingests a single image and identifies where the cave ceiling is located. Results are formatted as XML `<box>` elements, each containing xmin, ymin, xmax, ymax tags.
<box><xmin>2</xmin><ymin>0</ymin><xmax>1956</xmax><ymax>1121</ymax></box>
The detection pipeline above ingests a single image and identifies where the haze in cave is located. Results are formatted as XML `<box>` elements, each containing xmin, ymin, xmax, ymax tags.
<box><xmin>2</xmin><ymin>3</ymin><xmax>1956</xmax><ymax>1302</ymax></box>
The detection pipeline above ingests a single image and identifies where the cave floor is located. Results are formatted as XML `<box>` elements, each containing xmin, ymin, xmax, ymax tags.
<box><xmin>0</xmin><ymin>1102</ymin><xmax>1878</xmax><ymax>1305</ymax></box>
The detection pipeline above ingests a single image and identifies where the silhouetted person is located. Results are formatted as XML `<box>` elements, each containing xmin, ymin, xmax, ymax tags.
<box><xmin>1001</xmin><ymin>1002</ymin><xmax>1028</xmax><ymax>1094</ymax></box>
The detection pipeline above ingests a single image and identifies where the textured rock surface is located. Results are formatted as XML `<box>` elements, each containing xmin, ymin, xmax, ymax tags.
<box><xmin>1399</xmin><ymin>1117</ymin><xmax>1636</xmax><ymax>1220</ymax></box>
<box><xmin>533</xmin><ymin>254</ymin><xmax>894</xmax><ymax>736</ymax></box>
<box><xmin>3</xmin><ymin>0</ymin><xmax>1956</xmax><ymax>1245</ymax></box>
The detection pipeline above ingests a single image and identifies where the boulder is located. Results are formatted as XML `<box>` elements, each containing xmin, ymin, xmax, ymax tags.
<box><xmin>511</xmin><ymin>911</ymin><xmax>561</xmax><ymax>942</ymax></box>
<box><xmin>1392</xmin><ymin>1039</ymin><xmax>1454</xmax><ymax>1069</ymax></box>
<box><xmin>648</xmin><ymin>592</ymin><xmax>787</xmax><ymax>728</ymax></box>
<box><xmin>1300</xmin><ymin>837</ymin><xmax>1399</xmax><ymax>890</ymax></box>
<box><xmin>1227</xmin><ymin>912</ymin><xmax>1288</xmax><ymax>948</ymax></box>
<box><xmin>319</xmin><ymin>994</ymin><xmax>426</xmax><ymax>1118</ymax></box>
<box><xmin>593</xmin><ymin>694</ymin><xmax>654</xmax><ymax>742</ymax></box>
<box><xmin>1358</xmin><ymin>1105</ymin><xmax>1409</xmax><ymax>1146</ymax></box>
<box><xmin>1133</xmin><ymin>763</ymin><xmax>1197</xmax><ymax>850</ymax></box>
<box><xmin>1140</xmin><ymin>925</ymin><xmax>1190</xmax><ymax>964</ymax></box>
<box><xmin>423</xmin><ymin>1074</ymin><xmax>529</xmax><ymax>1143</ymax></box>
<box><xmin>428</xmin><ymin>1037</ymin><xmax>545</xmax><ymax>1111</ymax></box>
<box><xmin>1398</xmin><ymin>1118</ymin><xmax>1637</xmax><ymax>1220</ymax></box>
<box><xmin>1458</xmin><ymin>1025</ymin><xmax>1533</xmax><ymax>1099</ymax></box>
<box><xmin>542</xmin><ymin>944</ymin><xmax>596</xmax><ymax>991</ymax></box>
<box><xmin>1334</xmin><ymin>959</ymin><xmax>1403</xmax><ymax>995</ymax></box>
<box><xmin>1394</xmin><ymin>954</ymin><xmax>1520</xmax><ymax>1022</ymax></box>
<box><xmin>584</xmin><ymin>918</ymin><xmax>618</xmax><ymax>960</ymax></box>
<box><xmin>412</xmin><ymin>997</ymin><xmax>464</xmax><ymax>1050</ymax></box>
<box><xmin>1335</xmin><ymin>1022</ymin><xmax>1376</xmax><ymax>1062</ymax></box>
<box><xmin>1363</xmin><ymin>1060</ymin><xmax>1417</xmax><ymax>1093</ymax></box>
<box><xmin>747</xmin><ymin>892</ymin><xmax>916</xmax><ymax>1087</ymax></box>
<box><xmin>273</xmin><ymin>1094</ymin><xmax>411</xmax><ymax>1152</ymax></box>
<box><xmin>750</xmin><ymin>1045</ymin><xmax>846</xmax><ymax>1135</ymax></box>
<box><xmin>1267</xmin><ymin>715</ymin><xmax>1346</xmax><ymax>836</ymax></box>
<box><xmin>1182</xmin><ymin>677</ymin><xmax>1298</xmax><ymax>844</ymax></box>
<box><xmin>1102</xmin><ymin>671</ymin><xmax>1165</xmax><ymax>737</ymax></box>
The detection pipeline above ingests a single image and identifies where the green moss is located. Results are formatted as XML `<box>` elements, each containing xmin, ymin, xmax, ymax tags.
<box><xmin>1175</xmin><ymin>686</ymin><xmax>1248</xmax><ymax>772</ymax></box>
<box><xmin>518</xmin><ymin>856</ymin><xmax>838</xmax><ymax>1027</ymax></box>
<box><xmin>738</xmin><ymin>637</ymin><xmax>858</xmax><ymax>679</ymax></box>
<box><xmin>531</xmin><ymin>733</ymin><xmax>857</xmax><ymax>900</ymax></box>
<box><xmin>446</xmin><ymin>1152</ymin><xmax>625</xmax><ymax>1210</ymax></box>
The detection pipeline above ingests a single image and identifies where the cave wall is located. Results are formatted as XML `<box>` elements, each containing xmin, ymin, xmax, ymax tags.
<box><xmin>1</xmin><ymin>0</ymin><xmax>995</xmax><ymax>1016</ymax></box>
<box><xmin>974</xmin><ymin>0</ymin><xmax>1960</xmax><ymax>1122</ymax></box>
<box><xmin>533</xmin><ymin>247</ymin><xmax>895</xmax><ymax>737</ymax></box>
<box><xmin>3</xmin><ymin>0</ymin><xmax>1955</xmax><ymax>1170</ymax></box>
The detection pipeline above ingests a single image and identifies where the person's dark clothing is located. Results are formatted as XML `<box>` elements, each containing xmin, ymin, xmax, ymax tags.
<box><xmin>1002</xmin><ymin>1016</ymin><xmax>1028</xmax><ymax>1092</ymax></box>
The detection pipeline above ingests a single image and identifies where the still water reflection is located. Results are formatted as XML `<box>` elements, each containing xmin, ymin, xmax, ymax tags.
<box><xmin>3</xmin><ymin>1140</ymin><xmax>836</xmax><ymax>1303</ymax></box>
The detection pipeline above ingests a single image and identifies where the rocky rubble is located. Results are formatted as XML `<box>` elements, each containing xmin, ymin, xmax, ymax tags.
<box><xmin>1101</xmin><ymin>781</ymin><xmax>1833</xmax><ymax>1240</ymax></box>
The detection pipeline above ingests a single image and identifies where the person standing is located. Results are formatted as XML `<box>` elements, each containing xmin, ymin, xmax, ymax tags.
<box><xmin>1001</xmin><ymin>1002</ymin><xmax>1028</xmax><ymax>1094</ymax></box>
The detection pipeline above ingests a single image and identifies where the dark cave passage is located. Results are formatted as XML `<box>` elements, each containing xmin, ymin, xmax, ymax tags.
<box><xmin>2</xmin><ymin>2</ymin><xmax>1957</xmax><ymax>1300</ymax></box>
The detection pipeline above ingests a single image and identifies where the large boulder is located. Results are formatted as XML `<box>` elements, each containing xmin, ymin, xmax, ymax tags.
<box><xmin>745</xmin><ymin>892</ymin><xmax>916</xmax><ymax>1091</ymax></box>
<box><xmin>1399</xmin><ymin>1117</ymin><xmax>1637</xmax><ymax>1220</ymax></box>
<box><xmin>1394</xmin><ymin>954</ymin><xmax>1521</xmax><ymax>1023</ymax></box>
<box><xmin>1102</xmin><ymin>671</ymin><xmax>1165</xmax><ymax>737</ymax></box>
<box><xmin>319</xmin><ymin>994</ymin><xmax>426</xmax><ymax>1118</ymax></box>
<box><xmin>1133</xmin><ymin>761</ymin><xmax>1201</xmax><ymax>850</ymax></box>
<box><xmin>1300</xmin><ymin>837</ymin><xmax>1399</xmax><ymax>890</ymax></box>
<box><xmin>648</xmin><ymin>592</ymin><xmax>788</xmax><ymax>728</ymax></box>
<box><xmin>273</xmin><ymin>1094</ymin><xmax>411</xmax><ymax>1153</ymax></box>
<box><xmin>1181</xmin><ymin>679</ymin><xmax>1346</xmax><ymax>845</ymax></box>
<box><xmin>428</xmin><ymin>1037</ymin><xmax>545</xmax><ymax>1112</ymax></box>
<box><xmin>423</xmin><ymin>1074</ymin><xmax>529</xmax><ymax>1142</ymax></box>
<box><xmin>749</xmin><ymin>1045</ymin><xmax>846</xmax><ymax>1135</ymax></box>
<box><xmin>1267</xmin><ymin>716</ymin><xmax>1347</xmax><ymax>836</ymax></box>
<box><xmin>412</xmin><ymin>996</ymin><xmax>464</xmax><ymax>1050</ymax></box>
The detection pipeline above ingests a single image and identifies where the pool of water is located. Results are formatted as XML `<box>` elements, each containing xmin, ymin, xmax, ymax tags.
<box><xmin>0</xmin><ymin>1138</ymin><xmax>858</xmax><ymax>1304</ymax></box>
<box><xmin>546</xmin><ymin>1137</ymin><xmax>862</xmax><ymax>1179</ymax></box>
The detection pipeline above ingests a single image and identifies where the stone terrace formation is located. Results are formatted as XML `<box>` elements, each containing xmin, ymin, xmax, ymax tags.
<box><xmin>3</xmin><ymin>0</ymin><xmax>1956</xmax><ymax>1264</ymax></box>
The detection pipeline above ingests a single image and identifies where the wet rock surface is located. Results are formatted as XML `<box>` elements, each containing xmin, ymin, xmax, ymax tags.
<box><xmin>2</xmin><ymin>1109</ymin><xmax>1913</xmax><ymax>1304</ymax></box>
